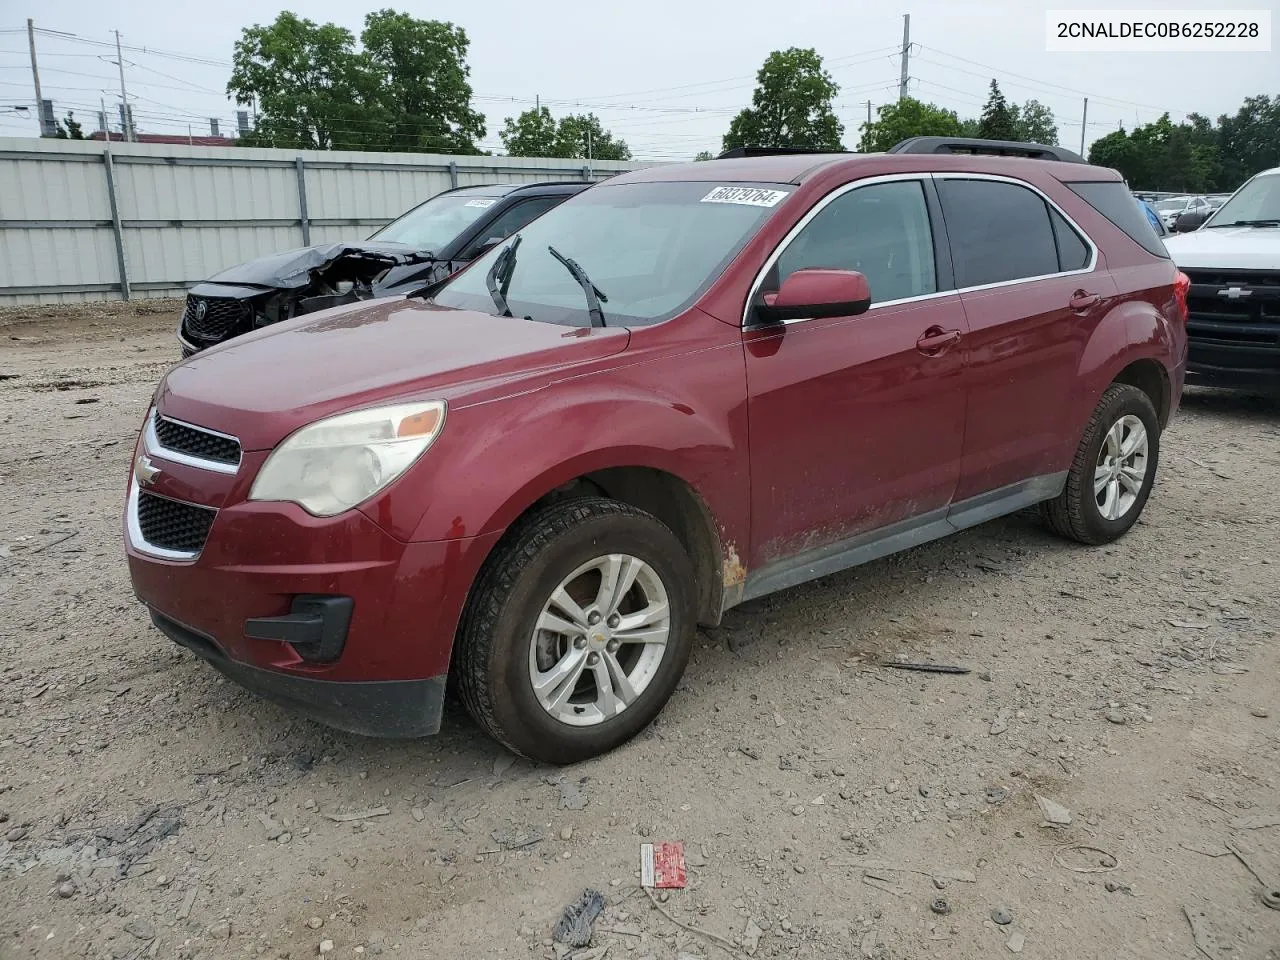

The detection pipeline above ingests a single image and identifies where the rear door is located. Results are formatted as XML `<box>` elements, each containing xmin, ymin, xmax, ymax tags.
<box><xmin>936</xmin><ymin>175</ymin><xmax>1114</xmax><ymax>503</ymax></box>
<box><xmin>743</xmin><ymin>176</ymin><xmax>968</xmax><ymax>570</ymax></box>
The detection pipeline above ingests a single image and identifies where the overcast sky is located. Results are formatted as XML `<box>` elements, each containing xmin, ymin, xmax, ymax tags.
<box><xmin>1</xmin><ymin>0</ymin><xmax>1275</xmax><ymax>159</ymax></box>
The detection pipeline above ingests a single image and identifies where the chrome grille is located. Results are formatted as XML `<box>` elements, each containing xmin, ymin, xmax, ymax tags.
<box><xmin>153</xmin><ymin>412</ymin><xmax>241</xmax><ymax>466</ymax></box>
<box><xmin>135</xmin><ymin>492</ymin><xmax>215</xmax><ymax>555</ymax></box>
<box><xmin>182</xmin><ymin>295</ymin><xmax>248</xmax><ymax>342</ymax></box>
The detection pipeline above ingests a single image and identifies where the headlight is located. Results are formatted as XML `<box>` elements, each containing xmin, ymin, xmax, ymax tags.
<box><xmin>249</xmin><ymin>400</ymin><xmax>446</xmax><ymax>516</ymax></box>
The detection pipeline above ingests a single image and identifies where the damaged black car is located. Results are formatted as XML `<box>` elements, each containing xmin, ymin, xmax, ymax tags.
<box><xmin>177</xmin><ymin>181</ymin><xmax>588</xmax><ymax>356</ymax></box>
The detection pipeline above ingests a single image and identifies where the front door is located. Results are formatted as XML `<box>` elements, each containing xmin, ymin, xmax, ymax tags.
<box><xmin>743</xmin><ymin>177</ymin><xmax>967</xmax><ymax>575</ymax></box>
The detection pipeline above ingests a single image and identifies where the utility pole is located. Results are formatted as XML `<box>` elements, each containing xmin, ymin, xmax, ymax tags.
<box><xmin>898</xmin><ymin>14</ymin><xmax>911</xmax><ymax>101</ymax></box>
<box><xmin>866</xmin><ymin>100</ymin><xmax>873</xmax><ymax>127</ymax></box>
<box><xmin>1079</xmin><ymin>97</ymin><xmax>1088</xmax><ymax>156</ymax></box>
<box><xmin>100</xmin><ymin>94</ymin><xmax>110</xmax><ymax>141</ymax></box>
<box><xmin>114</xmin><ymin>29</ymin><xmax>131</xmax><ymax>142</ymax></box>
<box><xmin>28</xmin><ymin>19</ymin><xmax>49</xmax><ymax>136</ymax></box>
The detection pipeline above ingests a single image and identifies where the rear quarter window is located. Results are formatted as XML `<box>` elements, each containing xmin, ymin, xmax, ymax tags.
<box><xmin>1066</xmin><ymin>181</ymin><xmax>1169</xmax><ymax>259</ymax></box>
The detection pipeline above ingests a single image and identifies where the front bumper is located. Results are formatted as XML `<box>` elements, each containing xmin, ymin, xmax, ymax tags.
<box><xmin>149</xmin><ymin>608</ymin><xmax>446</xmax><ymax>737</ymax></box>
<box><xmin>125</xmin><ymin>426</ymin><xmax>503</xmax><ymax>736</ymax></box>
<box><xmin>1187</xmin><ymin>340</ymin><xmax>1280</xmax><ymax>389</ymax></box>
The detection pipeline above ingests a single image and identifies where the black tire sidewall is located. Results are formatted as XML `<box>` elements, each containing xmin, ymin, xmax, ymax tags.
<box><xmin>485</xmin><ymin>512</ymin><xmax>696</xmax><ymax>763</ymax></box>
<box><xmin>1077</xmin><ymin>389</ymin><xmax>1160</xmax><ymax>542</ymax></box>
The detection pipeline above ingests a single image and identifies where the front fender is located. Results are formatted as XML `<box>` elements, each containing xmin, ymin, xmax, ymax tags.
<box><xmin>356</xmin><ymin>340</ymin><xmax>751</xmax><ymax>554</ymax></box>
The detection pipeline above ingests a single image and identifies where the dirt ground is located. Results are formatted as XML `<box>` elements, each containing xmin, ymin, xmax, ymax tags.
<box><xmin>1</xmin><ymin>301</ymin><xmax>1278</xmax><ymax>960</ymax></box>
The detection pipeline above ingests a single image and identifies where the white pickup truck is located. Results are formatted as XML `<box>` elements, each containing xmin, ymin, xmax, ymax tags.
<box><xmin>1164</xmin><ymin>167</ymin><xmax>1280</xmax><ymax>389</ymax></box>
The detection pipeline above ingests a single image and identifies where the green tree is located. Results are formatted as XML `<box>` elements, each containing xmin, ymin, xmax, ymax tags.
<box><xmin>857</xmin><ymin>97</ymin><xmax>962</xmax><ymax>152</ymax></box>
<box><xmin>228</xmin><ymin>13</ymin><xmax>378</xmax><ymax>150</ymax></box>
<box><xmin>1015</xmin><ymin>99</ymin><xmax>1058</xmax><ymax>145</ymax></box>
<box><xmin>722</xmin><ymin>47</ymin><xmax>843</xmax><ymax>152</ymax></box>
<box><xmin>228</xmin><ymin>10</ymin><xmax>484</xmax><ymax>153</ymax></box>
<box><xmin>500</xmin><ymin>110</ymin><xmax>630</xmax><ymax>160</ymax></box>
<box><xmin>556</xmin><ymin>113</ymin><xmax>630</xmax><ymax>160</ymax></box>
<box><xmin>694</xmin><ymin>150</ymin><xmax>715</xmax><ymax>161</ymax></box>
<box><xmin>360</xmin><ymin>10</ymin><xmax>485</xmax><ymax>154</ymax></box>
<box><xmin>54</xmin><ymin>110</ymin><xmax>85</xmax><ymax>140</ymax></box>
<box><xmin>500</xmin><ymin>106</ymin><xmax>559</xmax><ymax>157</ymax></box>
<box><xmin>1217</xmin><ymin>95</ymin><xmax>1280</xmax><ymax>188</ymax></box>
<box><xmin>977</xmin><ymin>80</ymin><xmax>1018</xmax><ymax>141</ymax></box>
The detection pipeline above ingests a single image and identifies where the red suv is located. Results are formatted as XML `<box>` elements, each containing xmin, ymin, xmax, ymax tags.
<box><xmin>125</xmin><ymin>138</ymin><xmax>1188</xmax><ymax>763</ymax></box>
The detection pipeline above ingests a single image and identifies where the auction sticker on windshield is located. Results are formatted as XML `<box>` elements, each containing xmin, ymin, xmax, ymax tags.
<box><xmin>700</xmin><ymin>186</ymin><xmax>790</xmax><ymax>207</ymax></box>
<box><xmin>464</xmin><ymin>198</ymin><xmax>498</xmax><ymax>208</ymax></box>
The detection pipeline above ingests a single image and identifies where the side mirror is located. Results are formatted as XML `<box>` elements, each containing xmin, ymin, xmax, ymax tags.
<box><xmin>1173</xmin><ymin>211</ymin><xmax>1207</xmax><ymax>233</ymax></box>
<box><xmin>755</xmin><ymin>268</ymin><xmax>872</xmax><ymax>323</ymax></box>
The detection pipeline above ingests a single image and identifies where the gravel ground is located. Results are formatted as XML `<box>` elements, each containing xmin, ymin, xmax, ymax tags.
<box><xmin>1</xmin><ymin>302</ymin><xmax>1278</xmax><ymax>960</ymax></box>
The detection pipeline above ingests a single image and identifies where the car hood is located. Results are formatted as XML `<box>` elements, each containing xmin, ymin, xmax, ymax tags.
<box><xmin>157</xmin><ymin>297</ymin><xmax>630</xmax><ymax>451</ymax></box>
<box><xmin>203</xmin><ymin>241</ymin><xmax>432</xmax><ymax>289</ymax></box>
<box><xmin>1165</xmin><ymin>226</ymin><xmax>1280</xmax><ymax>270</ymax></box>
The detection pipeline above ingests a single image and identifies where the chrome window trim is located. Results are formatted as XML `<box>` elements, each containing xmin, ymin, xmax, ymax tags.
<box><xmin>144</xmin><ymin>410</ymin><xmax>241</xmax><ymax>475</ymax></box>
<box><xmin>741</xmin><ymin>171</ymin><xmax>1100</xmax><ymax>329</ymax></box>
<box><xmin>125</xmin><ymin>479</ymin><xmax>210</xmax><ymax>562</ymax></box>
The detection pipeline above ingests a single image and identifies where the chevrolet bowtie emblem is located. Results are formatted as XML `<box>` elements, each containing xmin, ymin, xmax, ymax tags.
<box><xmin>1217</xmin><ymin>286</ymin><xmax>1252</xmax><ymax>300</ymax></box>
<box><xmin>134</xmin><ymin>453</ymin><xmax>161</xmax><ymax>487</ymax></box>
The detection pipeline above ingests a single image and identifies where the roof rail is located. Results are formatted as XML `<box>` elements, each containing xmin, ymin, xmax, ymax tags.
<box><xmin>888</xmin><ymin>136</ymin><xmax>1086</xmax><ymax>164</ymax></box>
<box><xmin>716</xmin><ymin>146</ymin><xmax>848</xmax><ymax>159</ymax></box>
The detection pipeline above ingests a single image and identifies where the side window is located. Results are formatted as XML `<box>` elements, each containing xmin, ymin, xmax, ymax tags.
<box><xmin>1049</xmin><ymin>208</ymin><xmax>1090</xmax><ymax>271</ymax></box>
<box><xmin>770</xmin><ymin>180</ymin><xmax>937</xmax><ymax>305</ymax></box>
<box><xmin>938</xmin><ymin>179</ymin><xmax>1059</xmax><ymax>287</ymax></box>
<box><xmin>462</xmin><ymin>197</ymin><xmax>561</xmax><ymax>259</ymax></box>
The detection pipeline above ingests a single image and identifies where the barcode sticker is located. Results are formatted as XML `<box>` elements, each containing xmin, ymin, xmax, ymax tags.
<box><xmin>700</xmin><ymin>186</ymin><xmax>789</xmax><ymax>207</ymax></box>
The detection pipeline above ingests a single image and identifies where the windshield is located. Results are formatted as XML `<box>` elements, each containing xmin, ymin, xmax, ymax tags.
<box><xmin>1153</xmin><ymin>198</ymin><xmax>1189</xmax><ymax>212</ymax></box>
<box><xmin>368</xmin><ymin>193</ymin><xmax>501</xmax><ymax>252</ymax></box>
<box><xmin>431</xmin><ymin>181</ymin><xmax>792</xmax><ymax>327</ymax></box>
<box><xmin>1206</xmin><ymin>175</ymin><xmax>1280</xmax><ymax>227</ymax></box>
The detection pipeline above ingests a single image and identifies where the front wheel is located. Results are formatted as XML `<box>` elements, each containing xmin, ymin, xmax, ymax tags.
<box><xmin>455</xmin><ymin>497</ymin><xmax>696</xmax><ymax>764</ymax></box>
<box><xmin>1041</xmin><ymin>383</ymin><xmax>1161</xmax><ymax>545</ymax></box>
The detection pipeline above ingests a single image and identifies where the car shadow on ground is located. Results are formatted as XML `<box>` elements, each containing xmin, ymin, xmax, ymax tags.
<box><xmin>1179</xmin><ymin>385</ymin><xmax>1280</xmax><ymax>421</ymax></box>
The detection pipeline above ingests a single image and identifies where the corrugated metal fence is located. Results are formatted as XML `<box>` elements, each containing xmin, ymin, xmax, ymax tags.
<box><xmin>0</xmin><ymin>138</ymin><xmax>649</xmax><ymax>305</ymax></box>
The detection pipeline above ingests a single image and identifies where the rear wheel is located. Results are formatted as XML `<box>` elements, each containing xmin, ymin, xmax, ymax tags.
<box><xmin>455</xmin><ymin>497</ymin><xmax>696</xmax><ymax>764</ymax></box>
<box><xmin>1041</xmin><ymin>383</ymin><xmax>1160</xmax><ymax>545</ymax></box>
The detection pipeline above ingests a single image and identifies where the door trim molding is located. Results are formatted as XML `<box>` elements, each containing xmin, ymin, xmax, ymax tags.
<box><xmin>729</xmin><ymin>471</ymin><xmax>1068</xmax><ymax>609</ymax></box>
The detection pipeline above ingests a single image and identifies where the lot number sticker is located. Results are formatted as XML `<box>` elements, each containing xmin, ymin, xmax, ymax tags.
<box><xmin>464</xmin><ymin>198</ymin><xmax>498</xmax><ymax>208</ymax></box>
<box><xmin>700</xmin><ymin>186</ymin><xmax>789</xmax><ymax>207</ymax></box>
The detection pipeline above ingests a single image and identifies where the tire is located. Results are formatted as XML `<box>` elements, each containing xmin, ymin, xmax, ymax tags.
<box><xmin>1041</xmin><ymin>383</ymin><xmax>1160</xmax><ymax>545</ymax></box>
<box><xmin>455</xmin><ymin>497</ymin><xmax>696</xmax><ymax>764</ymax></box>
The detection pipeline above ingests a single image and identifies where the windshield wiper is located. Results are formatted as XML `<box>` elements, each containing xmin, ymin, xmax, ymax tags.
<box><xmin>547</xmin><ymin>245</ymin><xmax>608</xmax><ymax>328</ymax></box>
<box><xmin>1208</xmin><ymin>219</ymin><xmax>1280</xmax><ymax>228</ymax></box>
<box><xmin>484</xmin><ymin>236</ymin><xmax>521</xmax><ymax>316</ymax></box>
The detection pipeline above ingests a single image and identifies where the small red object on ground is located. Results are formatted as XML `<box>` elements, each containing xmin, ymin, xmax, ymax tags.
<box><xmin>640</xmin><ymin>842</ymin><xmax>687</xmax><ymax>889</ymax></box>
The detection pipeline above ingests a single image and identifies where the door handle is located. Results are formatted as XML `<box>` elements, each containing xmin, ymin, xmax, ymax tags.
<box><xmin>916</xmin><ymin>326</ymin><xmax>962</xmax><ymax>355</ymax></box>
<box><xmin>1069</xmin><ymin>290</ymin><xmax>1101</xmax><ymax>311</ymax></box>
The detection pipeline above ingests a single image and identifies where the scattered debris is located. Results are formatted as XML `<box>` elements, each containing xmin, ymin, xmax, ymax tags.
<box><xmin>930</xmin><ymin>897</ymin><xmax>950</xmax><ymax>916</ymax></box>
<box><xmin>1007</xmin><ymin>931</ymin><xmax>1025</xmax><ymax>953</ymax></box>
<box><xmin>1054</xmin><ymin>844</ymin><xmax>1119</xmax><ymax>873</ymax></box>
<box><xmin>990</xmin><ymin>905</ymin><xmax>1013</xmax><ymax>925</ymax></box>
<box><xmin>207</xmin><ymin>919</ymin><xmax>232</xmax><ymax>940</ymax></box>
<box><xmin>411</xmin><ymin>807</ymin><xmax>425</xmax><ymax>823</ymax></box>
<box><xmin>257</xmin><ymin>813</ymin><xmax>285</xmax><ymax>840</ymax></box>
<box><xmin>741</xmin><ymin>918</ymin><xmax>764</xmax><ymax>956</ymax></box>
<box><xmin>1104</xmin><ymin>708</ymin><xmax>1127</xmax><ymax>725</ymax></box>
<box><xmin>553</xmin><ymin>889</ymin><xmax>605</xmax><ymax>948</ymax></box>
<box><xmin>862</xmin><ymin>872</ymin><xmax>909</xmax><ymax>897</ymax></box>
<box><xmin>1035</xmin><ymin>794</ymin><xmax>1072</xmax><ymax>827</ymax></box>
<box><xmin>96</xmin><ymin>803</ymin><xmax>160</xmax><ymax>843</ymax></box>
<box><xmin>773</xmin><ymin>713</ymin><xmax>787</xmax><ymax>727</ymax></box>
<box><xmin>990</xmin><ymin>708</ymin><xmax>1011</xmax><ymax>736</ymax></box>
<box><xmin>985</xmin><ymin>786</ymin><xmax>1009</xmax><ymax>805</ymax></box>
<box><xmin>1104</xmin><ymin>880</ymin><xmax>1133</xmax><ymax>895</ymax></box>
<box><xmin>879</xmin><ymin>660</ymin><xmax>971</xmax><ymax>675</ymax></box>
<box><xmin>6</xmin><ymin>826</ymin><xmax>28</xmax><ymax>842</ymax></box>
<box><xmin>560</xmin><ymin>826</ymin><xmax>574</xmax><ymax>842</ymax></box>
<box><xmin>1251</xmin><ymin>708</ymin><xmax>1270</xmax><ymax>718</ymax></box>
<box><xmin>737</xmin><ymin>745</ymin><xmax>760</xmax><ymax>761</ymax></box>
<box><xmin>643</xmin><ymin>887</ymin><xmax>746</xmax><ymax>960</ymax></box>
<box><xmin>493</xmin><ymin>755</ymin><xmax>515</xmax><ymax>778</ymax></box>
<box><xmin>545</xmin><ymin>775</ymin><xmax>589</xmax><ymax>811</ymax></box>
<box><xmin>307</xmin><ymin>917</ymin><xmax>324</xmax><ymax>930</ymax></box>
<box><xmin>1183</xmin><ymin>906</ymin><xmax>1226</xmax><ymax>960</ymax></box>
<box><xmin>640</xmin><ymin>842</ymin><xmax>686</xmax><ymax>889</ymax></box>
<box><xmin>1263</xmin><ymin>888</ymin><xmax>1280</xmax><ymax>911</ymax></box>
<box><xmin>1228</xmin><ymin>814</ymin><xmax>1280</xmax><ymax>830</ymax></box>
<box><xmin>490</xmin><ymin>826</ymin><xmax>543</xmax><ymax>851</ymax></box>
<box><xmin>124</xmin><ymin>918</ymin><xmax>155</xmax><ymax>940</ymax></box>
<box><xmin>176</xmin><ymin>885</ymin><xmax>199</xmax><ymax>920</ymax></box>
<box><xmin>1180</xmin><ymin>841</ymin><xmax>1230</xmax><ymax>858</ymax></box>
<box><xmin>319</xmin><ymin>939</ymin><xmax>335</xmax><ymax>955</ymax></box>
<box><xmin>829</xmin><ymin>859</ymin><xmax>976</xmax><ymax>884</ymax></box>
<box><xmin>55</xmin><ymin>881</ymin><xmax>75</xmax><ymax>898</ymax></box>
<box><xmin>325</xmin><ymin>806</ymin><xmax>390</xmax><ymax>823</ymax></box>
